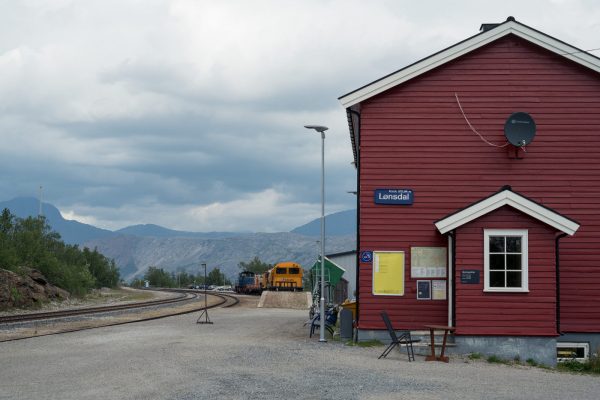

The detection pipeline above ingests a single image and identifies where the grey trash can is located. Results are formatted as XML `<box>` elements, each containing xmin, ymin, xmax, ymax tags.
<box><xmin>339</xmin><ymin>308</ymin><xmax>353</xmax><ymax>340</ymax></box>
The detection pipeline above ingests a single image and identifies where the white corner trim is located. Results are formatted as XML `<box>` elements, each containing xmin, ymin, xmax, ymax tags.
<box><xmin>435</xmin><ymin>190</ymin><xmax>580</xmax><ymax>235</ymax></box>
<box><xmin>339</xmin><ymin>21</ymin><xmax>600</xmax><ymax>108</ymax></box>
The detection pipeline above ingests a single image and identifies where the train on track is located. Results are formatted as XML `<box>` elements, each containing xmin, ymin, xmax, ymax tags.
<box><xmin>235</xmin><ymin>262</ymin><xmax>303</xmax><ymax>294</ymax></box>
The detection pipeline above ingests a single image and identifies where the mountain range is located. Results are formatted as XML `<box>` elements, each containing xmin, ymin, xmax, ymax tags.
<box><xmin>0</xmin><ymin>197</ymin><xmax>356</xmax><ymax>281</ymax></box>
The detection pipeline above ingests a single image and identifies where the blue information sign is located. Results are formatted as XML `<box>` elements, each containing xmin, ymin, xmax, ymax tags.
<box><xmin>360</xmin><ymin>251</ymin><xmax>373</xmax><ymax>263</ymax></box>
<box><xmin>374</xmin><ymin>189</ymin><xmax>413</xmax><ymax>205</ymax></box>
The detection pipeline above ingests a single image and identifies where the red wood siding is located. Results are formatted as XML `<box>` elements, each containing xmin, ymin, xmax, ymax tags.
<box><xmin>358</xmin><ymin>34</ymin><xmax>600</xmax><ymax>333</ymax></box>
<box><xmin>454</xmin><ymin>206</ymin><xmax>557</xmax><ymax>336</ymax></box>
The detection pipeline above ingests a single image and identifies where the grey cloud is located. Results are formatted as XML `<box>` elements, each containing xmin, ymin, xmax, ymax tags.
<box><xmin>1</xmin><ymin>0</ymin><xmax>598</xmax><ymax>231</ymax></box>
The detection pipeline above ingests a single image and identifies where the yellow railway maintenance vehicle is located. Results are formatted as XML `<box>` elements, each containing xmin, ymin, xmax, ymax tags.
<box><xmin>263</xmin><ymin>262</ymin><xmax>303</xmax><ymax>291</ymax></box>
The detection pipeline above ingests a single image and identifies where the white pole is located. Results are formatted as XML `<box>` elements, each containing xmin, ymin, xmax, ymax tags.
<box><xmin>319</xmin><ymin>130</ymin><xmax>326</xmax><ymax>342</ymax></box>
<box><xmin>448</xmin><ymin>234</ymin><xmax>453</xmax><ymax>327</ymax></box>
<box><xmin>304</xmin><ymin>124</ymin><xmax>329</xmax><ymax>343</ymax></box>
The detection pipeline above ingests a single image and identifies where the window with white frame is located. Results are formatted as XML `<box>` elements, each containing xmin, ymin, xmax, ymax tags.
<box><xmin>484</xmin><ymin>229</ymin><xmax>528</xmax><ymax>292</ymax></box>
<box><xmin>557</xmin><ymin>342</ymin><xmax>589</xmax><ymax>362</ymax></box>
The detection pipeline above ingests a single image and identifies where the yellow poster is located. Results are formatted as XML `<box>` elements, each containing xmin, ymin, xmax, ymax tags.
<box><xmin>373</xmin><ymin>251</ymin><xmax>405</xmax><ymax>296</ymax></box>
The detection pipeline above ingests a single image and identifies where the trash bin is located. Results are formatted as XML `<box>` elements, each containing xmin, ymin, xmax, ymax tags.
<box><xmin>339</xmin><ymin>308</ymin><xmax>353</xmax><ymax>340</ymax></box>
<box><xmin>340</xmin><ymin>300</ymin><xmax>356</xmax><ymax>321</ymax></box>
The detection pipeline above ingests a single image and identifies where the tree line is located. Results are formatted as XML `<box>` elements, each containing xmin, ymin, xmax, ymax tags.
<box><xmin>131</xmin><ymin>266</ymin><xmax>232</xmax><ymax>288</ymax></box>
<box><xmin>0</xmin><ymin>208</ymin><xmax>120</xmax><ymax>295</ymax></box>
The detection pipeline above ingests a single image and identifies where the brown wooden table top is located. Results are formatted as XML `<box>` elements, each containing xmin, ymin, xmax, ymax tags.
<box><xmin>424</xmin><ymin>325</ymin><xmax>456</xmax><ymax>331</ymax></box>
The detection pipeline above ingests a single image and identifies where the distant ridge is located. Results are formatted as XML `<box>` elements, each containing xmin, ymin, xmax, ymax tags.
<box><xmin>0</xmin><ymin>197</ymin><xmax>114</xmax><ymax>245</ymax></box>
<box><xmin>1</xmin><ymin>197</ymin><xmax>356</xmax><ymax>281</ymax></box>
<box><xmin>115</xmin><ymin>224</ymin><xmax>243</xmax><ymax>239</ymax></box>
<box><xmin>290</xmin><ymin>209</ymin><xmax>356</xmax><ymax>237</ymax></box>
<box><xmin>0</xmin><ymin>197</ymin><xmax>243</xmax><ymax>245</ymax></box>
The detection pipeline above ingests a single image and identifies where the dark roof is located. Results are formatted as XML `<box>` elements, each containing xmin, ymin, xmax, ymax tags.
<box><xmin>326</xmin><ymin>250</ymin><xmax>357</xmax><ymax>258</ymax></box>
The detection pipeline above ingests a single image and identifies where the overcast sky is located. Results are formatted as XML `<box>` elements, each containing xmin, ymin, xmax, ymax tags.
<box><xmin>1</xmin><ymin>0</ymin><xmax>599</xmax><ymax>232</ymax></box>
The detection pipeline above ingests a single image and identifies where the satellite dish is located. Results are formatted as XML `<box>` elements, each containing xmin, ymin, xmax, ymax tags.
<box><xmin>504</xmin><ymin>112</ymin><xmax>536</xmax><ymax>147</ymax></box>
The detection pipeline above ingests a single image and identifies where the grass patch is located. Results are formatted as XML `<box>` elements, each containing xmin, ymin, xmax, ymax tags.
<box><xmin>468</xmin><ymin>352</ymin><xmax>482</xmax><ymax>360</ymax></box>
<box><xmin>557</xmin><ymin>359</ymin><xmax>600</xmax><ymax>375</ymax></box>
<box><xmin>486</xmin><ymin>355</ymin><xmax>502</xmax><ymax>363</ymax></box>
<box><xmin>525</xmin><ymin>358</ymin><xmax>538</xmax><ymax>367</ymax></box>
<box><xmin>346</xmin><ymin>339</ymin><xmax>383</xmax><ymax>347</ymax></box>
<box><xmin>10</xmin><ymin>287</ymin><xmax>22</xmax><ymax>303</ymax></box>
<box><xmin>83</xmin><ymin>288</ymin><xmax>155</xmax><ymax>304</ymax></box>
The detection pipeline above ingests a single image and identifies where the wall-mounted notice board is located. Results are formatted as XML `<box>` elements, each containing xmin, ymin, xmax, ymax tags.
<box><xmin>411</xmin><ymin>247</ymin><xmax>447</xmax><ymax>278</ymax></box>
<box><xmin>372</xmin><ymin>251</ymin><xmax>405</xmax><ymax>296</ymax></box>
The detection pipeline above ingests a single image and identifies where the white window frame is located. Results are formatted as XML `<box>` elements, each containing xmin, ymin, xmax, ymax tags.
<box><xmin>557</xmin><ymin>342</ymin><xmax>590</xmax><ymax>362</ymax></box>
<box><xmin>484</xmin><ymin>229</ymin><xmax>529</xmax><ymax>293</ymax></box>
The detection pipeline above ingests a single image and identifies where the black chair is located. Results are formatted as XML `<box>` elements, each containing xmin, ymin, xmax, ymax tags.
<box><xmin>378</xmin><ymin>311</ymin><xmax>420</xmax><ymax>361</ymax></box>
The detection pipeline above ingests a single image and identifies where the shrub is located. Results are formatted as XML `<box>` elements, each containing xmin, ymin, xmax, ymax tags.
<box><xmin>487</xmin><ymin>355</ymin><xmax>502</xmax><ymax>363</ymax></box>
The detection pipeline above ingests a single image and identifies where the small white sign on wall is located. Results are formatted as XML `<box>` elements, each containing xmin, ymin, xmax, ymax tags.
<box><xmin>432</xmin><ymin>280</ymin><xmax>447</xmax><ymax>300</ymax></box>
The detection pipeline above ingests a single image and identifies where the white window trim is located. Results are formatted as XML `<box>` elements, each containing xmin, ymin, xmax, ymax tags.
<box><xmin>484</xmin><ymin>229</ymin><xmax>529</xmax><ymax>293</ymax></box>
<box><xmin>557</xmin><ymin>342</ymin><xmax>590</xmax><ymax>362</ymax></box>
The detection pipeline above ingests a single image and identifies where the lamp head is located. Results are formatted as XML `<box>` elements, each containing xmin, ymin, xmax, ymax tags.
<box><xmin>304</xmin><ymin>125</ymin><xmax>329</xmax><ymax>133</ymax></box>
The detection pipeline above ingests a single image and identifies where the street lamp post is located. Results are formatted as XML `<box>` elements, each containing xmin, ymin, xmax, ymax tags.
<box><xmin>304</xmin><ymin>124</ymin><xmax>328</xmax><ymax>343</ymax></box>
<box><xmin>197</xmin><ymin>262</ymin><xmax>213</xmax><ymax>324</ymax></box>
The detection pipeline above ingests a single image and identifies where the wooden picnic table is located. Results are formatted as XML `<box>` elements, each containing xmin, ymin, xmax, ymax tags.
<box><xmin>424</xmin><ymin>325</ymin><xmax>456</xmax><ymax>363</ymax></box>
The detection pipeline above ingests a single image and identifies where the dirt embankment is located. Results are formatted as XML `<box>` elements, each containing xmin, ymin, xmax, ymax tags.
<box><xmin>0</xmin><ymin>268</ymin><xmax>69</xmax><ymax>310</ymax></box>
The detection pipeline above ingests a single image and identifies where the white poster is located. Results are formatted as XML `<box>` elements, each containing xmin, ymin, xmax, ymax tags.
<box><xmin>432</xmin><ymin>280</ymin><xmax>447</xmax><ymax>300</ymax></box>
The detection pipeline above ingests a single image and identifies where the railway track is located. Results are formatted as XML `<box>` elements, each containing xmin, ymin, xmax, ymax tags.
<box><xmin>0</xmin><ymin>291</ymin><xmax>192</xmax><ymax>324</ymax></box>
<box><xmin>0</xmin><ymin>289</ymin><xmax>239</xmax><ymax>341</ymax></box>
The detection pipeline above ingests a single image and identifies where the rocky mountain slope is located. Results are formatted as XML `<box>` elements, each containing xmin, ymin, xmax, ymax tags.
<box><xmin>0</xmin><ymin>268</ymin><xmax>69</xmax><ymax>310</ymax></box>
<box><xmin>86</xmin><ymin>233</ymin><xmax>355</xmax><ymax>282</ymax></box>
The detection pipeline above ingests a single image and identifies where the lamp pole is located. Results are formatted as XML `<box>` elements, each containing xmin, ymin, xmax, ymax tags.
<box><xmin>304</xmin><ymin>124</ymin><xmax>328</xmax><ymax>342</ymax></box>
<box><xmin>197</xmin><ymin>262</ymin><xmax>212</xmax><ymax>324</ymax></box>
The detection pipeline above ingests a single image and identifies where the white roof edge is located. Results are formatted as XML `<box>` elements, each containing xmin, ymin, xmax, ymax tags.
<box><xmin>339</xmin><ymin>21</ymin><xmax>600</xmax><ymax>109</ymax></box>
<box><xmin>435</xmin><ymin>190</ymin><xmax>580</xmax><ymax>236</ymax></box>
<box><xmin>323</xmin><ymin>256</ymin><xmax>347</xmax><ymax>272</ymax></box>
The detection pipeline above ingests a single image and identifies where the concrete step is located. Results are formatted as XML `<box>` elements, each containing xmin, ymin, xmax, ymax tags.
<box><xmin>257</xmin><ymin>291</ymin><xmax>311</xmax><ymax>309</ymax></box>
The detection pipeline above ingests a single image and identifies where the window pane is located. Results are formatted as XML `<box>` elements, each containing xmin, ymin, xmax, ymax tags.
<box><xmin>490</xmin><ymin>271</ymin><xmax>505</xmax><ymax>287</ymax></box>
<box><xmin>490</xmin><ymin>254</ymin><xmax>505</xmax><ymax>270</ymax></box>
<box><xmin>506</xmin><ymin>271</ymin><xmax>522</xmax><ymax>288</ymax></box>
<box><xmin>489</xmin><ymin>236</ymin><xmax>505</xmax><ymax>252</ymax></box>
<box><xmin>506</xmin><ymin>236</ymin><xmax>522</xmax><ymax>253</ymax></box>
<box><xmin>506</xmin><ymin>254</ymin><xmax>522</xmax><ymax>270</ymax></box>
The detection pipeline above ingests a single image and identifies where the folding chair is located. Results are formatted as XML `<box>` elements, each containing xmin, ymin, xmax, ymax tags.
<box><xmin>378</xmin><ymin>311</ymin><xmax>420</xmax><ymax>362</ymax></box>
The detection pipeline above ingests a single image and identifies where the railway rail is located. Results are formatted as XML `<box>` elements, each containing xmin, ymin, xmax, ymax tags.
<box><xmin>0</xmin><ymin>289</ymin><xmax>239</xmax><ymax>341</ymax></box>
<box><xmin>0</xmin><ymin>291</ymin><xmax>192</xmax><ymax>324</ymax></box>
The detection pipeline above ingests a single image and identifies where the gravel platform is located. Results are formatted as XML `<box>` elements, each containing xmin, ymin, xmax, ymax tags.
<box><xmin>1</xmin><ymin>304</ymin><xmax>599</xmax><ymax>400</ymax></box>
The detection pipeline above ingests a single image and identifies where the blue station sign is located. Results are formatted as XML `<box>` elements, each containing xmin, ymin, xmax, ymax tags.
<box><xmin>374</xmin><ymin>189</ymin><xmax>414</xmax><ymax>205</ymax></box>
<box><xmin>360</xmin><ymin>251</ymin><xmax>373</xmax><ymax>263</ymax></box>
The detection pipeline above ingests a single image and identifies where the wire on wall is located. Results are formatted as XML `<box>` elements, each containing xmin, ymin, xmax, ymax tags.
<box><xmin>454</xmin><ymin>92</ymin><xmax>510</xmax><ymax>148</ymax></box>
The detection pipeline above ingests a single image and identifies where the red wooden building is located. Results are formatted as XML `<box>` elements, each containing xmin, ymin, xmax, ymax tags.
<box><xmin>339</xmin><ymin>17</ymin><xmax>600</xmax><ymax>365</ymax></box>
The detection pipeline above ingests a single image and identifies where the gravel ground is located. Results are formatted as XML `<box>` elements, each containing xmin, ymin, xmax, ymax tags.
<box><xmin>1</xmin><ymin>303</ymin><xmax>599</xmax><ymax>400</ymax></box>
